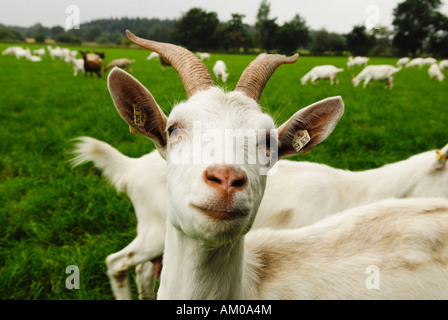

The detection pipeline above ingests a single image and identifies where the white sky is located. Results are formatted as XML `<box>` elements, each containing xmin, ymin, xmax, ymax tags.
<box><xmin>1</xmin><ymin>0</ymin><xmax>448</xmax><ymax>33</ymax></box>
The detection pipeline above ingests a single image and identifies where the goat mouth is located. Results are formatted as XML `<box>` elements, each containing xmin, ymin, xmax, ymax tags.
<box><xmin>189</xmin><ymin>204</ymin><xmax>248</xmax><ymax>220</ymax></box>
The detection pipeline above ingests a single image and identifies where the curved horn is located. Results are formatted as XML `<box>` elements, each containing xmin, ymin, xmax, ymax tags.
<box><xmin>235</xmin><ymin>53</ymin><xmax>299</xmax><ymax>102</ymax></box>
<box><xmin>126</xmin><ymin>30</ymin><xmax>215</xmax><ymax>98</ymax></box>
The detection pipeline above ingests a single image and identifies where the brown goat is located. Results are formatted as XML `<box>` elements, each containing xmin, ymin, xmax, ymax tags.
<box><xmin>80</xmin><ymin>51</ymin><xmax>103</xmax><ymax>78</ymax></box>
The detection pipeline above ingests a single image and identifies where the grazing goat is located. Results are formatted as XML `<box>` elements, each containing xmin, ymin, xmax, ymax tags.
<box><xmin>80</xmin><ymin>51</ymin><xmax>102</xmax><ymax>78</ymax></box>
<box><xmin>47</xmin><ymin>46</ymin><xmax>64</xmax><ymax>60</ymax></box>
<box><xmin>428</xmin><ymin>63</ymin><xmax>445</xmax><ymax>82</ymax></box>
<box><xmin>212</xmin><ymin>60</ymin><xmax>229</xmax><ymax>82</ymax></box>
<box><xmin>406</xmin><ymin>57</ymin><xmax>424</xmax><ymax>68</ymax></box>
<box><xmin>423</xmin><ymin>57</ymin><xmax>436</xmax><ymax>66</ymax></box>
<box><xmin>147</xmin><ymin>52</ymin><xmax>159</xmax><ymax>60</ymax></box>
<box><xmin>65</xmin><ymin>51</ymin><xmax>85</xmax><ymax>77</ymax></box>
<box><xmin>352</xmin><ymin>65</ymin><xmax>401</xmax><ymax>89</ymax></box>
<box><xmin>80</xmin><ymin>31</ymin><xmax>448</xmax><ymax>300</ymax></box>
<box><xmin>196</xmin><ymin>52</ymin><xmax>211</xmax><ymax>61</ymax></box>
<box><xmin>439</xmin><ymin>59</ymin><xmax>448</xmax><ymax>71</ymax></box>
<box><xmin>301</xmin><ymin>65</ymin><xmax>344</xmax><ymax>85</ymax></box>
<box><xmin>396</xmin><ymin>57</ymin><xmax>410</xmax><ymax>67</ymax></box>
<box><xmin>347</xmin><ymin>56</ymin><xmax>369</xmax><ymax>68</ymax></box>
<box><xmin>2</xmin><ymin>46</ymin><xmax>21</xmax><ymax>56</ymax></box>
<box><xmin>33</xmin><ymin>48</ymin><xmax>46</xmax><ymax>57</ymax></box>
<box><xmin>72</xmin><ymin>137</ymin><xmax>448</xmax><ymax>299</ymax></box>
<box><xmin>104</xmin><ymin>58</ymin><xmax>135</xmax><ymax>73</ymax></box>
<box><xmin>13</xmin><ymin>47</ymin><xmax>30</xmax><ymax>60</ymax></box>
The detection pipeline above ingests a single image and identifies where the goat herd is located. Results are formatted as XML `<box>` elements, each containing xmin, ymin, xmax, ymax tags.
<box><xmin>67</xmin><ymin>31</ymin><xmax>448</xmax><ymax>300</ymax></box>
<box><xmin>2</xmin><ymin>45</ymin><xmax>134</xmax><ymax>78</ymax></box>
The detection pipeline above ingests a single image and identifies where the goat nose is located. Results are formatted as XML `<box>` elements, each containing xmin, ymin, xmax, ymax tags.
<box><xmin>204</xmin><ymin>165</ymin><xmax>248</xmax><ymax>193</ymax></box>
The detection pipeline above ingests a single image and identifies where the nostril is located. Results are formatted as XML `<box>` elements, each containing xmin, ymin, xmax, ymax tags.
<box><xmin>230</xmin><ymin>175</ymin><xmax>247</xmax><ymax>188</ymax></box>
<box><xmin>208</xmin><ymin>176</ymin><xmax>222</xmax><ymax>184</ymax></box>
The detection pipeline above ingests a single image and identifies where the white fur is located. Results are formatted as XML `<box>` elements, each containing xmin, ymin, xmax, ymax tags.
<box><xmin>352</xmin><ymin>65</ymin><xmax>401</xmax><ymax>89</ymax></box>
<box><xmin>396</xmin><ymin>57</ymin><xmax>410</xmax><ymax>67</ymax></box>
<box><xmin>33</xmin><ymin>48</ymin><xmax>46</xmax><ymax>57</ymax></box>
<box><xmin>428</xmin><ymin>63</ymin><xmax>445</xmax><ymax>82</ymax></box>
<box><xmin>406</xmin><ymin>57</ymin><xmax>425</xmax><ymax>68</ymax></box>
<box><xmin>196</xmin><ymin>52</ymin><xmax>211</xmax><ymax>61</ymax></box>
<box><xmin>347</xmin><ymin>56</ymin><xmax>369</xmax><ymax>68</ymax></box>
<box><xmin>47</xmin><ymin>46</ymin><xmax>64</xmax><ymax>60</ymax></box>
<box><xmin>73</xmin><ymin>138</ymin><xmax>448</xmax><ymax>299</ymax></box>
<box><xmin>439</xmin><ymin>59</ymin><xmax>448</xmax><ymax>71</ymax></box>
<box><xmin>212</xmin><ymin>60</ymin><xmax>229</xmax><ymax>82</ymax></box>
<box><xmin>301</xmin><ymin>65</ymin><xmax>344</xmax><ymax>85</ymax></box>
<box><xmin>2</xmin><ymin>46</ymin><xmax>21</xmax><ymax>56</ymax></box>
<box><xmin>423</xmin><ymin>57</ymin><xmax>437</xmax><ymax>66</ymax></box>
<box><xmin>147</xmin><ymin>52</ymin><xmax>159</xmax><ymax>61</ymax></box>
<box><xmin>65</xmin><ymin>51</ymin><xmax>85</xmax><ymax>77</ymax></box>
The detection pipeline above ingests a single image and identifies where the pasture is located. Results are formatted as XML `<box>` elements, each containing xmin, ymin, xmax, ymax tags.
<box><xmin>0</xmin><ymin>42</ymin><xmax>447</xmax><ymax>299</ymax></box>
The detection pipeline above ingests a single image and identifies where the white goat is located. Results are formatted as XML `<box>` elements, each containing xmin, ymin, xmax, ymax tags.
<box><xmin>196</xmin><ymin>52</ymin><xmax>211</xmax><ymax>61</ymax></box>
<box><xmin>25</xmin><ymin>52</ymin><xmax>42</xmax><ymax>62</ymax></box>
<box><xmin>212</xmin><ymin>60</ymin><xmax>229</xmax><ymax>82</ymax></box>
<box><xmin>428</xmin><ymin>63</ymin><xmax>445</xmax><ymax>82</ymax></box>
<box><xmin>65</xmin><ymin>51</ymin><xmax>85</xmax><ymax>77</ymax></box>
<box><xmin>439</xmin><ymin>59</ymin><xmax>448</xmax><ymax>71</ymax></box>
<box><xmin>406</xmin><ymin>57</ymin><xmax>424</xmax><ymax>68</ymax></box>
<box><xmin>352</xmin><ymin>65</ymin><xmax>401</xmax><ymax>89</ymax></box>
<box><xmin>146</xmin><ymin>52</ymin><xmax>159</xmax><ymax>61</ymax></box>
<box><xmin>2</xmin><ymin>46</ymin><xmax>21</xmax><ymax>56</ymax></box>
<box><xmin>301</xmin><ymin>65</ymin><xmax>344</xmax><ymax>85</ymax></box>
<box><xmin>423</xmin><ymin>57</ymin><xmax>437</xmax><ymax>66</ymax></box>
<box><xmin>72</xmin><ymin>137</ymin><xmax>448</xmax><ymax>299</ymax></box>
<box><xmin>47</xmin><ymin>46</ymin><xmax>64</xmax><ymax>60</ymax></box>
<box><xmin>33</xmin><ymin>48</ymin><xmax>46</xmax><ymax>57</ymax></box>
<box><xmin>13</xmin><ymin>47</ymin><xmax>30</xmax><ymax>60</ymax></box>
<box><xmin>347</xmin><ymin>56</ymin><xmax>369</xmax><ymax>68</ymax></box>
<box><xmin>396</xmin><ymin>57</ymin><xmax>410</xmax><ymax>67</ymax></box>
<box><xmin>82</xmin><ymin>31</ymin><xmax>448</xmax><ymax>300</ymax></box>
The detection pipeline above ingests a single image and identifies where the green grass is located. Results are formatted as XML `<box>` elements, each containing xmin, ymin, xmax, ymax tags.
<box><xmin>0</xmin><ymin>43</ymin><xmax>447</xmax><ymax>299</ymax></box>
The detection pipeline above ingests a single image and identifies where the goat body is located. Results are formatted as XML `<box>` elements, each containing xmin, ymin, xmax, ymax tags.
<box><xmin>104</xmin><ymin>58</ymin><xmax>135</xmax><ymax>72</ymax></box>
<box><xmin>301</xmin><ymin>65</ymin><xmax>344</xmax><ymax>85</ymax></box>
<box><xmin>196</xmin><ymin>52</ymin><xmax>211</xmax><ymax>61</ymax></box>
<box><xmin>406</xmin><ymin>58</ymin><xmax>424</xmax><ymax>68</ymax></box>
<box><xmin>428</xmin><ymin>63</ymin><xmax>445</xmax><ymax>82</ymax></box>
<box><xmin>396</xmin><ymin>57</ymin><xmax>410</xmax><ymax>67</ymax></box>
<box><xmin>347</xmin><ymin>56</ymin><xmax>369</xmax><ymax>68</ymax></box>
<box><xmin>72</xmin><ymin>137</ymin><xmax>448</xmax><ymax>299</ymax></box>
<box><xmin>147</xmin><ymin>52</ymin><xmax>159</xmax><ymax>60</ymax></box>
<box><xmin>212</xmin><ymin>60</ymin><xmax>229</xmax><ymax>82</ymax></box>
<box><xmin>439</xmin><ymin>59</ymin><xmax>448</xmax><ymax>71</ymax></box>
<box><xmin>80</xmin><ymin>51</ymin><xmax>102</xmax><ymax>78</ymax></box>
<box><xmin>352</xmin><ymin>65</ymin><xmax>401</xmax><ymax>89</ymax></box>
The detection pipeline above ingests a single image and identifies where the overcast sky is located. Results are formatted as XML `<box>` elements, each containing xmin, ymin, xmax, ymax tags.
<box><xmin>1</xmin><ymin>0</ymin><xmax>448</xmax><ymax>34</ymax></box>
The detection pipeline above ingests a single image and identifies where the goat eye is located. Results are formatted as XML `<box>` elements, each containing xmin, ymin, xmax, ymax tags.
<box><xmin>168</xmin><ymin>126</ymin><xmax>180</xmax><ymax>136</ymax></box>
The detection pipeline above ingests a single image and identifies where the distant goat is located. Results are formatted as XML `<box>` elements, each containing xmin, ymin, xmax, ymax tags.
<box><xmin>212</xmin><ymin>60</ymin><xmax>229</xmax><ymax>82</ymax></box>
<box><xmin>65</xmin><ymin>51</ymin><xmax>85</xmax><ymax>77</ymax></box>
<box><xmin>104</xmin><ymin>58</ymin><xmax>135</xmax><ymax>73</ymax></box>
<box><xmin>439</xmin><ymin>59</ymin><xmax>448</xmax><ymax>71</ymax></box>
<box><xmin>147</xmin><ymin>52</ymin><xmax>159</xmax><ymax>61</ymax></box>
<box><xmin>352</xmin><ymin>65</ymin><xmax>401</xmax><ymax>89</ymax></box>
<box><xmin>47</xmin><ymin>46</ymin><xmax>64</xmax><ymax>60</ymax></box>
<box><xmin>33</xmin><ymin>48</ymin><xmax>46</xmax><ymax>57</ymax></box>
<box><xmin>396</xmin><ymin>57</ymin><xmax>410</xmax><ymax>67</ymax></box>
<box><xmin>428</xmin><ymin>63</ymin><xmax>445</xmax><ymax>82</ymax></box>
<box><xmin>347</xmin><ymin>56</ymin><xmax>369</xmax><ymax>68</ymax></box>
<box><xmin>80</xmin><ymin>51</ymin><xmax>102</xmax><ymax>78</ymax></box>
<box><xmin>301</xmin><ymin>65</ymin><xmax>344</xmax><ymax>85</ymax></box>
<box><xmin>196</xmin><ymin>52</ymin><xmax>211</xmax><ymax>61</ymax></box>
<box><xmin>406</xmin><ymin>57</ymin><xmax>424</xmax><ymax>68</ymax></box>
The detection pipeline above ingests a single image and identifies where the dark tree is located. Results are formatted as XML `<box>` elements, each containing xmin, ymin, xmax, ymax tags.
<box><xmin>221</xmin><ymin>14</ymin><xmax>252</xmax><ymax>52</ymax></box>
<box><xmin>346</xmin><ymin>25</ymin><xmax>376</xmax><ymax>56</ymax></box>
<box><xmin>392</xmin><ymin>0</ymin><xmax>443</xmax><ymax>56</ymax></box>
<box><xmin>255</xmin><ymin>0</ymin><xmax>278</xmax><ymax>52</ymax></box>
<box><xmin>275</xmin><ymin>14</ymin><xmax>310</xmax><ymax>55</ymax></box>
<box><xmin>171</xmin><ymin>8</ymin><xmax>220</xmax><ymax>51</ymax></box>
<box><xmin>311</xmin><ymin>29</ymin><xmax>346</xmax><ymax>55</ymax></box>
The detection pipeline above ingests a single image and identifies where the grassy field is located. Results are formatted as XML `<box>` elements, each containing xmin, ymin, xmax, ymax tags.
<box><xmin>0</xmin><ymin>42</ymin><xmax>447</xmax><ymax>300</ymax></box>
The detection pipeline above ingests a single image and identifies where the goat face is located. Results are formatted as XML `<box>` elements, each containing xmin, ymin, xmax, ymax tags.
<box><xmin>107</xmin><ymin>31</ymin><xmax>344</xmax><ymax>246</ymax></box>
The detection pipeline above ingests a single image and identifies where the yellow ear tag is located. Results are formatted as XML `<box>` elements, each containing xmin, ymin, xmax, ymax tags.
<box><xmin>292</xmin><ymin>130</ymin><xmax>311</xmax><ymax>153</ymax></box>
<box><xmin>436</xmin><ymin>150</ymin><xmax>448</xmax><ymax>162</ymax></box>
<box><xmin>133</xmin><ymin>104</ymin><xmax>146</xmax><ymax>127</ymax></box>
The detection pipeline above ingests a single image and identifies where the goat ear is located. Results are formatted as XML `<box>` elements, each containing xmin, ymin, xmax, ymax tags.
<box><xmin>107</xmin><ymin>67</ymin><xmax>168</xmax><ymax>158</ymax></box>
<box><xmin>277</xmin><ymin>96</ymin><xmax>344</xmax><ymax>158</ymax></box>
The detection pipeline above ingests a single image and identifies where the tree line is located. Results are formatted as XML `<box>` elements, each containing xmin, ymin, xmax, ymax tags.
<box><xmin>1</xmin><ymin>0</ymin><xmax>447</xmax><ymax>57</ymax></box>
